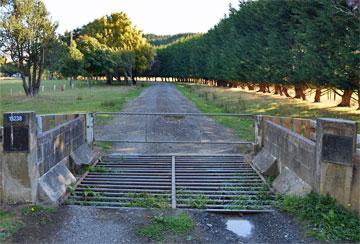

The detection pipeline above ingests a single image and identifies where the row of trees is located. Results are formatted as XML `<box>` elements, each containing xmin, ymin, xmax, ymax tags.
<box><xmin>152</xmin><ymin>0</ymin><xmax>360</xmax><ymax>107</ymax></box>
<box><xmin>0</xmin><ymin>0</ymin><xmax>154</xmax><ymax>95</ymax></box>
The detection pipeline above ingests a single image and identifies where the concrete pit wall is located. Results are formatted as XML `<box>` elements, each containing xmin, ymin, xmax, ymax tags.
<box><xmin>0</xmin><ymin>127</ymin><xmax>3</xmax><ymax>203</ymax></box>
<box><xmin>0</xmin><ymin>112</ymin><xmax>90</xmax><ymax>205</ymax></box>
<box><xmin>352</xmin><ymin>149</ymin><xmax>360</xmax><ymax>214</ymax></box>
<box><xmin>256</xmin><ymin>116</ymin><xmax>360</xmax><ymax>215</ymax></box>
<box><xmin>38</xmin><ymin>113</ymin><xmax>82</xmax><ymax>132</ymax></box>
<box><xmin>37</xmin><ymin>116</ymin><xmax>86</xmax><ymax>174</ymax></box>
<box><xmin>264</xmin><ymin>121</ymin><xmax>318</xmax><ymax>189</ymax></box>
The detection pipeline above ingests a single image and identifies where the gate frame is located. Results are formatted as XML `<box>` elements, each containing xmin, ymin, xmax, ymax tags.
<box><xmin>93</xmin><ymin>112</ymin><xmax>256</xmax><ymax>146</ymax></box>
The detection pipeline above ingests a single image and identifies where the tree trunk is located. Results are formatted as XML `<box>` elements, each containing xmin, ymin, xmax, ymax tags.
<box><xmin>248</xmin><ymin>84</ymin><xmax>255</xmax><ymax>90</ymax></box>
<box><xmin>22</xmin><ymin>77</ymin><xmax>30</xmax><ymax>95</ymax></box>
<box><xmin>33</xmin><ymin>86</ymin><xmax>39</xmax><ymax>95</ymax></box>
<box><xmin>282</xmin><ymin>87</ymin><xmax>291</xmax><ymax>97</ymax></box>
<box><xmin>266</xmin><ymin>84</ymin><xmax>271</xmax><ymax>93</ymax></box>
<box><xmin>31</xmin><ymin>62</ymin><xmax>37</xmax><ymax>96</ymax></box>
<box><xmin>257</xmin><ymin>84</ymin><xmax>266</xmax><ymax>93</ymax></box>
<box><xmin>124</xmin><ymin>71</ymin><xmax>131</xmax><ymax>85</ymax></box>
<box><xmin>36</xmin><ymin>49</ymin><xmax>44</xmax><ymax>94</ymax></box>
<box><xmin>294</xmin><ymin>85</ymin><xmax>306</xmax><ymax>100</ymax></box>
<box><xmin>338</xmin><ymin>89</ymin><xmax>353</xmax><ymax>107</ymax></box>
<box><xmin>127</xmin><ymin>66</ymin><xmax>134</xmax><ymax>86</ymax></box>
<box><xmin>357</xmin><ymin>88</ymin><xmax>360</xmax><ymax>110</ymax></box>
<box><xmin>106</xmin><ymin>74</ymin><xmax>112</xmax><ymax>85</ymax></box>
<box><xmin>274</xmin><ymin>85</ymin><xmax>282</xmax><ymax>95</ymax></box>
<box><xmin>314</xmin><ymin>88</ymin><xmax>322</xmax><ymax>103</ymax></box>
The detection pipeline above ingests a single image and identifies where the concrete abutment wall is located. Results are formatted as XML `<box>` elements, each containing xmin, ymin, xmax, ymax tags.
<box><xmin>0</xmin><ymin>111</ymin><xmax>94</xmax><ymax>205</ymax></box>
<box><xmin>255</xmin><ymin>116</ymin><xmax>359</xmax><ymax>215</ymax></box>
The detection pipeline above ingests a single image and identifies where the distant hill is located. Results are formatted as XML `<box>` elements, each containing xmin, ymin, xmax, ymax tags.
<box><xmin>144</xmin><ymin>33</ymin><xmax>200</xmax><ymax>47</ymax></box>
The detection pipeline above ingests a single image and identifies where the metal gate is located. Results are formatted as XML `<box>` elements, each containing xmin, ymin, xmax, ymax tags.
<box><xmin>92</xmin><ymin>112</ymin><xmax>255</xmax><ymax>146</ymax></box>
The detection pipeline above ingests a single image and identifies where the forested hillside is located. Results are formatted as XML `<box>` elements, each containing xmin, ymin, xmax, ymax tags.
<box><xmin>152</xmin><ymin>0</ymin><xmax>360</xmax><ymax>108</ymax></box>
<box><xmin>144</xmin><ymin>33</ymin><xmax>199</xmax><ymax>46</ymax></box>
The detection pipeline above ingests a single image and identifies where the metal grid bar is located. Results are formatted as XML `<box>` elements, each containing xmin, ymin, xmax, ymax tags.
<box><xmin>66</xmin><ymin>154</ymin><xmax>274</xmax><ymax>213</ymax></box>
<box><xmin>171</xmin><ymin>156</ymin><xmax>176</xmax><ymax>209</ymax></box>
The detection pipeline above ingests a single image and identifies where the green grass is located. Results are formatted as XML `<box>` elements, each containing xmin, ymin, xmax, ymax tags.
<box><xmin>136</xmin><ymin>213</ymin><xmax>194</xmax><ymax>241</ymax></box>
<box><xmin>0</xmin><ymin>209</ymin><xmax>22</xmax><ymax>241</ymax></box>
<box><xmin>21</xmin><ymin>205</ymin><xmax>56</xmax><ymax>215</ymax></box>
<box><xmin>126</xmin><ymin>193</ymin><xmax>170</xmax><ymax>209</ymax></box>
<box><xmin>276</xmin><ymin>192</ymin><xmax>360</xmax><ymax>241</ymax></box>
<box><xmin>177</xmin><ymin>84</ymin><xmax>255</xmax><ymax>142</ymax></box>
<box><xmin>0</xmin><ymin>79</ymin><xmax>146</xmax><ymax>124</ymax></box>
<box><xmin>94</xmin><ymin>141</ymin><xmax>113</xmax><ymax>151</ymax></box>
<box><xmin>176</xmin><ymin>84</ymin><xmax>360</xmax><ymax>141</ymax></box>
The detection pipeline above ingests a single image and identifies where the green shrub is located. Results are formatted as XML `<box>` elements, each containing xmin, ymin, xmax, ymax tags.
<box><xmin>276</xmin><ymin>192</ymin><xmax>360</xmax><ymax>241</ymax></box>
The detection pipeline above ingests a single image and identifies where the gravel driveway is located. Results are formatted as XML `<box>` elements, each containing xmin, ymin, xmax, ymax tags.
<box><xmin>94</xmin><ymin>83</ymin><xmax>250</xmax><ymax>154</ymax></box>
<box><xmin>7</xmin><ymin>83</ymin><xmax>316</xmax><ymax>244</ymax></box>
<box><xmin>9</xmin><ymin>206</ymin><xmax>316</xmax><ymax>244</ymax></box>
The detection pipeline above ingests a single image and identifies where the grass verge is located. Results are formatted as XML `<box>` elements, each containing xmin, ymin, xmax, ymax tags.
<box><xmin>276</xmin><ymin>192</ymin><xmax>360</xmax><ymax>241</ymax></box>
<box><xmin>0</xmin><ymin>79</ymin><xmax>147</xmax><ymax>124</ymax></box>
<box><xmin>0</xmin><ymin>209</ymin><xmax>22</xmax><ymax>241</ymax></box>
<box><xmin>137</xmin><ymin>213</ymin><xmax>194</xmax><ymax>241</ymax></box>
<box><xmin>176</xmin><ymin>84</ymin><xmax>255</xmax><ymax>142</ymax></box>
<box><xmin>176</xmin><ymin>84</ymin><xmax>359</xmax><ymax>134</ymax></box>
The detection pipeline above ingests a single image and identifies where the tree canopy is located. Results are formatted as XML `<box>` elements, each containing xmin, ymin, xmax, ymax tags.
<box><xmin>71</xmin><ymin>12</ymin><xmax>155</xmax><ymax>84</ymax></box>
<box><xmin>153</xmin><ymin>0</ymin><xmax>360</xmax><ymax>106</ymax></box>
<box><xmin>0</xmin><ymin>0</ymin><xmax>57</xmax><ymax>95</ymax></box>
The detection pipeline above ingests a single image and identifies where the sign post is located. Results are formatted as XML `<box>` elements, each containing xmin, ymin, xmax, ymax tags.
<box><xmin>1</xmin><ymin>111</ymin><xmax>39</xmax><ymax>203</ymax></box>
<box><xmin>3</xmin><ymin>112</ymin><xmax>30</xmax><ymax>152</ymax></box>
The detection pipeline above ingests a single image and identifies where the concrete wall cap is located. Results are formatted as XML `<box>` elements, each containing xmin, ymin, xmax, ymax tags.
<box><xmin>317</xmin><ymin>118</ymin><xmax>357</xmax><ymax>125</ymax></box>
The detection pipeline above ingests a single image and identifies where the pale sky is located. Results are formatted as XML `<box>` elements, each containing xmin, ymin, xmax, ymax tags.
<box><xmin>43</xmin><ymin>0</ymin><xmax>240</xmax><ymax>35</ymax></box>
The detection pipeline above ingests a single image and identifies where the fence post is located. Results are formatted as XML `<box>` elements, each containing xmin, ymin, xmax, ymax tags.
<box><xmin>36</xmin><ymin>115</ymin><xmax>43</xmax><ymax>136</ymax></box>
<box><xmin>254</xmin><ymin>115</ymin><xmax>263</xmax><ymax>149</ymax></box>
<box><xmin>315</xmin><ymin>118</ymin><xmax>357</xmax><ymax>206</ymax></box>
<box><xmin>86</xmin><ymin>113</ymin><xmax>94</xmax><ymax>147</ymax></box>
<box><xmin>1</xmin><ymin>112</ymin><xmax>40</xmax><ymax>203</ymax></box>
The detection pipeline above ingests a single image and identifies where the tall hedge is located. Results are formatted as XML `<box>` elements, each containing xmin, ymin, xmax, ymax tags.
<box><xmin>153</xmin><ymin>0</ymin><xmax>360</xmax><ymax>107</ymax></box>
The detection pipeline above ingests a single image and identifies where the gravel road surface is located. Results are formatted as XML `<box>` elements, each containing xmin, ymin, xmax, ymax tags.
<box><xmin>7</xmin><ymin>84</ymin><xmax>316</xmax><ymax>244</ymax></box>
<box><xmin>9</xmin><ymin>206</ymin><xmax>316</xmax><ymax>244</ymax></box>
<box><xmin>94</xmin><ymin>83</ymin><xmax>250</xmax><ymax>154</ymax></box>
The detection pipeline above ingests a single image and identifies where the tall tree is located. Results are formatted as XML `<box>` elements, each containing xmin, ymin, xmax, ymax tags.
<box><xmin>0</xmin><ymin>0</ymin><xmax>56</xmax><ymax>95</ymax></box>
<box><xmin>76</xmin><ymin>35</ymin><xmax>114</xmax><ymax>82</ymax></box>
<box><xmin>80</xmin><ymin>12</ymin><xmax>154</xmax><ymax>84</ymax></box>
<box><xmin>59</xmin><ymin>40</ymin><xmax>84</xmax><ymax>85</ymax></box>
